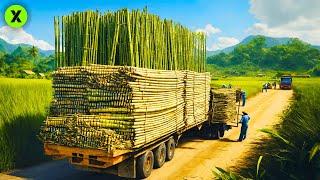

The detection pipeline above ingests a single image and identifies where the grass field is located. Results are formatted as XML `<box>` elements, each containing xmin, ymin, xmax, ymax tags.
<box><xmin>211</xmin><ymin>77</ymin><xmax>275</xmax><ymax>98</ymax></box>
<box><xmin>0</xmin><ymin>78</ymin><xmax>52</xmax><ymax>171</ymax></box>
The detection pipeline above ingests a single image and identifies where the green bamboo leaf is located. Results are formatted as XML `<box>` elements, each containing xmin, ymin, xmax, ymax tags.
<box><xmin>309</xmin><ymin>142</ymin><xmax>320</xmax><ymax>162</ymax></box>
<box><xmin>259</xmin><ymin>128</ymin><xmax>292</xmax><ymax>146</ymax></box>
<box><xmin>256</xmin><ymin>155</ymin><xmax>263</xmax><ymax>179</ymax></box>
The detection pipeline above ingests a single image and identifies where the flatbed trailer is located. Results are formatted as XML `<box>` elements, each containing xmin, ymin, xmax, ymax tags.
<box><xmin>44</xmin><ymin>88</ymin><xmax>239</xmax><ymax>179</ymax></box>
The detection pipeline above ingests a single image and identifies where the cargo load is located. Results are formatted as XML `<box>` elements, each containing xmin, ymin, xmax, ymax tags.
<box><xmin>40</xmin><ymin>65</ymin><xmax>210</xmax><ymax>152</ymax></box>
<box><xmin>210</xmin><ymin>89</ymin><xmax>237</xmax><ymax>123</ymax></box>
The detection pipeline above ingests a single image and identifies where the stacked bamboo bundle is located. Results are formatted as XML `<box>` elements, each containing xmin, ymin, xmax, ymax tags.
<box><xmin>41</xmin><ymin>65</ymin><xmax>210</xmax><ymax>151</ymax></box>
<box><xmin>184</xmin><ymin>71</ymin><xmax>211</xmax><ymax>127</ymax></box>
<box><xmin>211</xmin><ymin>89</ymin><xmax>237</xmax><ymax>123</ymax></box>
<box><xmin>54</xmin><ymin>8</ymin><xmax>206</xmax><ymax>72</ymax></box>
<box><xmin>50</xmin><ymin>67</ymin><xmax>88</xmax><ymax>115</ymax></box>
<box><xmin>39</xmin><ymin>115</ymin><xmax>131</xmax><ymax>152</ymax></box>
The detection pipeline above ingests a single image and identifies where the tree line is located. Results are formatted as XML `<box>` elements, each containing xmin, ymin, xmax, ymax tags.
<box><xmin>0</xmin><ymin>46</ymin><xmax>55</xmax><ymax>78</ymax></box>
<box><xmin>207</xmin><ymin>36</ymin><xmax>320</xmax><ymax>76</ymax></box>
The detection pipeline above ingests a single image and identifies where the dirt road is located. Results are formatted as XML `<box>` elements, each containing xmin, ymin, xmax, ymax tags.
<box><xmin>0</xmin><ymin>89</ymin><xmax>293</xmax><ymax>180</ymax></box>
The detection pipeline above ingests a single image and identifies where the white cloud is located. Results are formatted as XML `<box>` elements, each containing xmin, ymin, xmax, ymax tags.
<box><xmin>196</xmin><ymin>24</ymin><xmax>221</xmax><ymax>36</ymax></box>
<box><xmin>248</xmin><ymin>0</ymin><xmax>320</xmax><ymax>45</ymax></box>
<box><xmin>0</xmin><ymin>26</ymin><xmax>54</xmax><ymax>50</ymax></box>
<box><xmin>208</xmin><ymin>37</ymin><xmax>240</xmax><ymax>51</ymax></box>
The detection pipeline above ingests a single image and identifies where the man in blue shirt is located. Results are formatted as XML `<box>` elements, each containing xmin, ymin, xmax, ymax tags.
<box><xmin>238</xmin><ymin>111</ymin><xmax>250</xmax><ymax>141</ymax></box>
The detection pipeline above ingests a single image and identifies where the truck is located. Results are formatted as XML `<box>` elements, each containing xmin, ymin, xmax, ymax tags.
<box><xmin>43</xmin><ymin>86</ymin><xmax>239</xmax><ymax>179</ymax></box>
<box><xmin>43</xmin><ymin>8</ymin><xmax>239</xmax><ymax>179</ymax></box>
<box><xmin>280</xmin><ymin>76</ymin><xmax>293</xmax><ymax>90</ymax></box>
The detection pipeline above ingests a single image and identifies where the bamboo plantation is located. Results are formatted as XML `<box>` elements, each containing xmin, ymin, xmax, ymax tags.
<box><xmin>54</xmin><ymin>8</ymin><xmax>206</xmax><ymax>72</ymax></box>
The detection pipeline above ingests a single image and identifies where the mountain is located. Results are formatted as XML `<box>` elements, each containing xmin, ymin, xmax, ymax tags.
<box><xmin>0</xmin><ymin>38</ymin><xmax>54</xmax><ymax>56</ymax></box>
<box><xmin>207</xmin><ymin>35</ymin><xmax>319</xmax><ymax>57</ymax></box>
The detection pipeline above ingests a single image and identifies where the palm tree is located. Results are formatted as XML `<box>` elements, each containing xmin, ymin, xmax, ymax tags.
<box><xmin>28</xmin><ymin>46</ymin><xmax>39</xmax><ymax>64</ymax></box>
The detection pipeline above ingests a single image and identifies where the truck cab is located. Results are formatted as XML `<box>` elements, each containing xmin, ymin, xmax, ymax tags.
<box><xmin>280</xmin><ymin>76</ymin><xmax>293</xmax><ymax>89</ymax></box>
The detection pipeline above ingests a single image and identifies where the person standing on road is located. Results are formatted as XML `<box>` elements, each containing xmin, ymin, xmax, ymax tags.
<box><xmin>272</xmin><ymin>81</ymin><xmax>277</xmax><ymax>89</ymax></box>
<box><xmin>238</xmin><ymin>112</ymin><xmax>250</xmax><ymax>141</ymax></box>
<box><xmin>241</xmin><ymin>91</ymin><xmax>246</xmax><ymax>106</ymax></box>
<box><xmin>262</xmin><ymin>83</ymin><xmax>268</xmax><ymax>92</ymax></box>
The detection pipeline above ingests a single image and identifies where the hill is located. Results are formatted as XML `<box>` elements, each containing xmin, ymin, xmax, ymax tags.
<box><xmin>206</xmin><ymin>36</ymin><xmax>320</xmax><ymax>76</ymax></box>
<box><xmin>0</xmin><ymin>40</ymin><xmax>55</xmax><ymax>77</ymax></box>
<box><xmin>0</xmin><ymin>38</ymin><xmax>54</xmax><ymax>56</ymax></box>
<box><xmin>207</xmin><ymin>35</ymin><xmax>320</xmax><ymax>57</ymax></box>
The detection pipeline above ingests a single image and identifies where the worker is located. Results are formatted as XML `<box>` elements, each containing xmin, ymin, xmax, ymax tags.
<box><xmin>273</xmin><ymin>81</ymin><xmax>277</xmax><ymax>89</ymax></box>
<box><xmin>265</xmin><ymin>83</ymin><xmax>268</xmax><ymax>92</ymax></box>
<box><xmin>241</xmin><ymin>91</ymin><xmax>246</xmax><ymax>106</ymax></box>
<box><xmin>238</xmin><ymin>111</ymin><xmax>250</xmax><ymax>141</ymax></box>
<box><xmin>236</xmin><ymin>88</ymin><xmax>242</xmax><ymax>102</ymax></box>
<box><xmin>262</xmin><ymin>83</ymin><xmax>268</xmax><ymax>92</ymax></box>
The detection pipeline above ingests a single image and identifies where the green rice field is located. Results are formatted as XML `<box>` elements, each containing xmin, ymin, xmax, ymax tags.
<box><xmin>0</xmin><ymin>78</ymin><xmax>52</xmax><ymax>171</ymax></box>
<box><xmin>211</xmin><ymin>77</ymin><xmax>274</xmax><ymax>98</ymax></box>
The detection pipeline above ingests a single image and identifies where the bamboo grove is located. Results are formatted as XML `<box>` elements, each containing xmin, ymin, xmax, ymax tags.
<box><xmin>54</xmin><ymin>8</ymin><xmax>206</xmax><ymax>72</ymax></box>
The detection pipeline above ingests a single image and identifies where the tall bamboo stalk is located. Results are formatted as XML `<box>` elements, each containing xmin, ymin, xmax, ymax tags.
<box><xmin>54</xmin><ymin>8</ymin><xmax>206</xmax><ymax>72</ymax></box>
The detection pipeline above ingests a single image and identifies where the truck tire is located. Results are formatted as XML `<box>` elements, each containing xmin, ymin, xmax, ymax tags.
<box><xmin>154</xmin><ymin>143</ymin><xmax>166</xmax><ymax>168</ymax></box>
<box><xmin>213</xmin><ymin>128</ymin><xmax>225</xmax><ymax>139</ymax></box>
<box><xmin>219</xmin><ymin>129</ymin><xmax>225</xmax><ymax>138</ymax></box>
<box><xmin>211</xmin><ymin>124</ymin><xmax>225</xmax><ymax>139</ymax></box>
<box><xmin>166</xmin><ymin>138</ymin><xmax>175</xmax><ymax>161</ymax></box>
<box><xmin>137</xmin><ymin>150</ymin><xmax>154</xmax><ymax>179</ymax></box>
<box><xmin>202</xmin><ymin>125</ymin><xmax>215</xmax><ymax>139</ymax></box>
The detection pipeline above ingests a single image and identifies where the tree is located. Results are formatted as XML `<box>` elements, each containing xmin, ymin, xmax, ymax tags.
<box><xmin>28</xmin><ymin>46</ymin><xmax>39</xmax><ymax>64</ymax></box>
<box><xmin>207</xmin><ymin>52</ymin><xmax>231</xmax><ymax>67</ymax></box>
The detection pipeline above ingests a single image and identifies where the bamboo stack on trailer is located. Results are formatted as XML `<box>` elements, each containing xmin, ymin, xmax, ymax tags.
<box><xmin>211</xmin><ymin>89</ymin><xmax>237</xmax><ymax>123</ymax></box>
<box><xmin>184</xmin><ymin>71</ymin><xmax>211</xmax><ymax>127</ymax></box>
<box><xmin>41</xmin><ymin>65</ymin><xmax>210</xmax><ymax>152</ymax></box>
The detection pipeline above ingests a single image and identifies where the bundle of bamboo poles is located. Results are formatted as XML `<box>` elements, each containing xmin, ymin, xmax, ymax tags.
<box><xmin>39</xmin><ymin>114</ymin><xmax>131</xmax><ymax>151</ymax></box>
<box><xmin>54</xmin><ymin>8</ymin><xmax>206</xmax><ymax>72</ymax></box>
<box><xmin>211</xmin><ymin>89</ymin><xmax>237</xmax><ymax>123</ymax></box>
<box><xmin>184</xmin><ymin>71</ymin><xmax>211</xmax><ymax>127</ymax></box>
<box><xmin>41</xmin><ymin>65</ymin><xmax>210</xmax><ymax>151</ymax></box>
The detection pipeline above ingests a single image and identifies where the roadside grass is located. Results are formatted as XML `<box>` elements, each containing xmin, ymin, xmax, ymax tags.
<box><xmin>214</xmin><ymin>78</ymin><xmax>320</xmax><ymax>179</ymax></box>
<box><xmin>0</xmin><ymin>78</ymin><xmax>52</xmax><ymax>171</ymax></box>
<box><xmin>211</xmin><ymin>77</ymin><xmax>274</xmax><ymax>98</ymax></box>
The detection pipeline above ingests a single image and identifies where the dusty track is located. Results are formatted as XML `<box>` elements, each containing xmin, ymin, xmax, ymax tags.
<box><xmin>0</xmin><ymin>89</ymin><xmax>293</xmax><ymax>180</ymax></box>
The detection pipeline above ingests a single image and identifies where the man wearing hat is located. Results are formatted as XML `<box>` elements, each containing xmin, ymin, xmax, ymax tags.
<box><xmin>238</xmin><ymin>111</ymin><xmax>250</xmax><ymax>141</ymax></box>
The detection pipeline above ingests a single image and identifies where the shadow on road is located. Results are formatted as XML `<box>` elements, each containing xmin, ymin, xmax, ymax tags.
<box><xmin>8</xmin><ymin>160</ymin><xmax>121</xmax><ymax>180</ymax></box>
<box><xmin>218</xmin><ymin>138</ymin><xmax>238</xmax><ymax>142</ymax></box>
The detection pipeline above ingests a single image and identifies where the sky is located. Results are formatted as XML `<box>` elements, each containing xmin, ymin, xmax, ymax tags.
<box><xmin>0</xmin><ymin>0</ymin><xmax>319</xmax><ymax>51</ymax></box>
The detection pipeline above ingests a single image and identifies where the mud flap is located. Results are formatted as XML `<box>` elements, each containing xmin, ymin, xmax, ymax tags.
<box><xmin>118</xmin><ymin>157</ymin><xmax>136</xmax><ymax>178</ymax></box>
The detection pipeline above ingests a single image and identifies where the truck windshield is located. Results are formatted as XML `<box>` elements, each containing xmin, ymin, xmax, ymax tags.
<box><xmin>281</xmin><ymin>78</ymin><xmax>292</xmax><ymax>84</ymax></box>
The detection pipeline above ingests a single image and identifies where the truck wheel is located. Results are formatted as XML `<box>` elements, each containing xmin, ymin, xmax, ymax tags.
<box><xmin>154</xmin><ymin>143</ymin><xmax>166</xmax><ymax>168</ymax></box>
<box><xmin>166</xmin><ymin>138</ymin><xmax>175</xmax><ymax>161</ymax></box>
<box><xmin>219</xmin><ymin>129</ymin><xmax>225</xmax><ymax>138</ymax></box>
<box><xmin>137</xmin><ymin>150</ymin><xmax>154</xmax><ymax>179</ymax></box>
<box><xmin>213</xmin><ymin>128</ymin><xmax>223</xmax><ymax>139</ymax></box>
